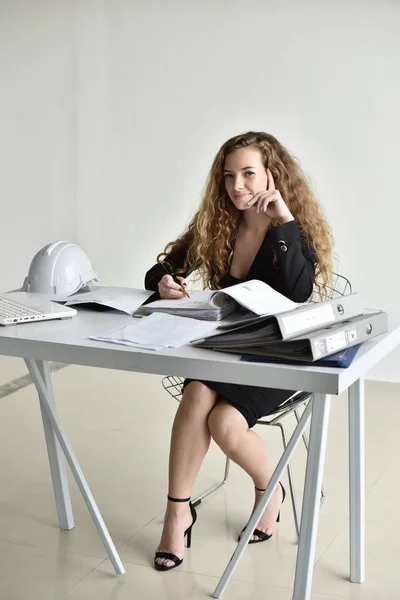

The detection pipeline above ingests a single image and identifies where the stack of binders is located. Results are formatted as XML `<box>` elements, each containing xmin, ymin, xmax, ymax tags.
<box><xmin>192</xmin><ymin>293</ymin><xmax>388</xmax><ymax>365</ymax></box>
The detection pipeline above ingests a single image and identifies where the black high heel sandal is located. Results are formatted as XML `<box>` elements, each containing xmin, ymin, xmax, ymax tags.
<box><xmin>238</xmin><ymin>482</ymin><xmax>286</xmax><ymax>544</ymax></box>
<box><xmin>154</xmin><ymin>495</ymin><xmax>197</xmax><ymax>571</ymax></box>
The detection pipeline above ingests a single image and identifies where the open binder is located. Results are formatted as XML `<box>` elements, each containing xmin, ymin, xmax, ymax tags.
<box><xmin>192</xmin><ymin>292</ymin><xmax>364</xmax><ymax>345</ymax></box>
<box><xmin>136</xmin><ymin>279</ymin><xmax>300</xmax><ymax>320</ymax></box>
<box><xmin>136</xmin><ymin>279</ymin><xmax>363</xmax><ymax>327</ymax></box>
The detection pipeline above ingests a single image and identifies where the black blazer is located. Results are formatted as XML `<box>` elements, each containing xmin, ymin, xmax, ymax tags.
<box><xmin>145</xmin><ymin>220</ymin><xmax>316</xmax><ymax>303</ymax></box>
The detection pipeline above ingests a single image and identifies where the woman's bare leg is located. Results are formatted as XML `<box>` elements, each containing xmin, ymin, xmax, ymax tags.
<box><xmin>155</xmin><ymin>381</ymin><xmax>218</xmax><ymax>567</ymax></box>
<box><xmin>208</xmin><ymin>401</ymin><xmax>283</xmax><ymax>541</ymax></box>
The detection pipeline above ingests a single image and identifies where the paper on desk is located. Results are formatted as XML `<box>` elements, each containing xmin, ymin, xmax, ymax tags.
<box><xmin>141</xmin><ymin>289</ymin><xmax>214</xmax><ymax>310</ymax></box>
<box><xmin>64</xmin><ymin>286</ymin><xmax>153</xmax><ymax>316</ymax></box>
<box><xmin>212</xmin><ymin>279</ymin><xmax>300</xmax><ymax>316</ymax></box>
<box><xmin>90</xmin><ymin>312</ymin><xmax>219</xmax><ymax>350</ymax></box>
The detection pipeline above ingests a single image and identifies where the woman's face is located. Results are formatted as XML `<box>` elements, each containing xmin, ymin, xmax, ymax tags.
<box><xmin>223</xmin><ymin>147</ymin><xmax>268</xmax><ymax>211</ymax></box>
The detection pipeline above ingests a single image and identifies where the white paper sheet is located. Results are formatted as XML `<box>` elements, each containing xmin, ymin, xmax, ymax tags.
<box><xmin>90</xmin><ymin>313</ymin><xmax>219</xmax><ymax>350</ymax></box>
<box><xmin>211</xmin><ymin>280</ymin><xmax>300</xmax><ymax>316</ymax></box>
<box><xmin>64</xmin><ymin>286</ymin><xmax>153</xmax><ymax>316</ymax></box>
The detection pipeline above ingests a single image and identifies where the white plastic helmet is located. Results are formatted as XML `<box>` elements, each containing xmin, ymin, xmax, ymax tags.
<box><xmin>23</xmin><ymin>241</ymin><xmax>98</xmax><ymax>300</ymax></box>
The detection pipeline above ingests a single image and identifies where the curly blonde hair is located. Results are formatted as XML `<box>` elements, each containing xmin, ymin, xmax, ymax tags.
<box><xmin>158</xmin><ymin>131</ymin><xmax>334</xmax><ymax>292</ymax></box>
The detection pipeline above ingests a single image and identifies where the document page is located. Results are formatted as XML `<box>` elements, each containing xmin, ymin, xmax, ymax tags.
<box><xmin>64</xmin><ymin>286</ymin><xmax>153</xmax><ymax>316</ymax></box>
<box><xmin>211</xmin><ymin>280</ymin><xmax>300</xmax><ymax>316</ymax></box>
<box><xmin>90</xmin><ymin>312</ymin><xmax>219</xmax><ymax>350</ymax></box>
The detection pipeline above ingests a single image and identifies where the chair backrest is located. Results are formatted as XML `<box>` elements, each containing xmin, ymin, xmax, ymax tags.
<box><xmin>162</xmin><ymin>375</ymin><xmax>185</xmax><ymax>402</ymax></box>
<box><xmin>324</xmin><ymin>273</ymin><xmax>352</xmax><ymax>299</ymax></box>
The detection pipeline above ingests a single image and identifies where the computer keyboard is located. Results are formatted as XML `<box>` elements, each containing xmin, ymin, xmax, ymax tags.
<box><xmin>0</xmin><ymin>296</ymin><xmax>42</xmax><ymax>322</ymax></box>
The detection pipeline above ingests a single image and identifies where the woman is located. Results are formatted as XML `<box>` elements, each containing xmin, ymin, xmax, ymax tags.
<box><xmin>145</xmin><ymin>131</ymin><xmax>333</xmax><ymax>571</ymax></box>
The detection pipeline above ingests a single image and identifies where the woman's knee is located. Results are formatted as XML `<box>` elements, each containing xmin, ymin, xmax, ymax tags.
<box><xmin>208</xmin><ymin>401</ymin><xmax>248</xmax><ymax>451</ymax></box>
<box><xmin>179</xmin><ymin>381</ymin><xmax>218</xmax><ymax>416</ymax></box>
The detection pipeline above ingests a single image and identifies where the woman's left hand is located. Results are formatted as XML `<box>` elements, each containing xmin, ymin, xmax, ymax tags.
<box><xmin>246</xmin><ymin>169</ymin><xmax>294</xmax><ymax>224</ymax></box>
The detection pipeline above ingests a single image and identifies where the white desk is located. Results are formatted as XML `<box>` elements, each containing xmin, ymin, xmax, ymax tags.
<box><xmin>0</xmin><ymin>308</ymin><xmax>399</xmax><ymax>599</ymax></box>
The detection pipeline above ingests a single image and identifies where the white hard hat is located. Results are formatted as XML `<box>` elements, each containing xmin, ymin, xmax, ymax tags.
<box><xmin>23</xmin><ymin>241</ymin><xmax>98</xmax><ymax>300</ymax></box>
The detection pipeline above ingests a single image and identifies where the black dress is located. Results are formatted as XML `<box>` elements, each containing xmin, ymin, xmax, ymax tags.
<box><xmin>145</xmin><ymin>220</ymin><xmax>316</xmax><ymax>428</ymax></box>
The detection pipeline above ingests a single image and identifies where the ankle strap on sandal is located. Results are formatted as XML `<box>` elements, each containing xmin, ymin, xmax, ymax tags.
<box><xmin>167</xmin><ymin>495</ymin><xmax>191</xmax><ymax>502</ymax></box>
<box><xmin>255</xmin><ymin>482</ymin><xmax>284</xmax><ymax>493</ymax></box>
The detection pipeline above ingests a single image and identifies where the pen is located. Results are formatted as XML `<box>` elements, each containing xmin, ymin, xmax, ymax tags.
<box><xmin>171</xmin><ymin>274</ymin><xmax>191</xmax><ymax>298</ymax></box>
<box><xmin>161</xmin><ymin>261</ymin><xmax>191</xmax><ymax>298</ymax></box>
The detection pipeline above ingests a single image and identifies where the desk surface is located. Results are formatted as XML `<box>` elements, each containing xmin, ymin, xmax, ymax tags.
<box><xmin>0</xmin><ymin>308</ymin><xmax>399</xmax><ymax>395</ymax></box>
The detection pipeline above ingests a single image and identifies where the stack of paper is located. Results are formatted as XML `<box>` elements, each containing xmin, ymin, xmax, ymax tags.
<box><xmin>135</xmin><ymin>290</ymin><xmax>235</xmax><ymax>321</ymax></box>
<box><xmin>90</xmin><ymin>313</ymin><xmax>219</xmax><ymax>351</ymax></box>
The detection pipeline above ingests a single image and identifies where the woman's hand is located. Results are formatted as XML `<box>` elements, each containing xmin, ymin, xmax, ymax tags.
<box><xmin>158</xmin><ymin>274</ymin><xmax>187</xmax><ymax>299</ymax></box>
<box><xmin>246</xmin><ymin>169</ymin><xmax>294</xmax><ymax>224</ymax></box>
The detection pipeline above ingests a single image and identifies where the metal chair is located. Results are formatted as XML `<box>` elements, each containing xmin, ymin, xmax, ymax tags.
<box><xmin>162</xmin><ymin>273</ymin><xmax>352</xmax><ymax>538</ymax></box>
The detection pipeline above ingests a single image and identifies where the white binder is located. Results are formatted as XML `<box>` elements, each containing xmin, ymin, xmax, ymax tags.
<box><xmin>275</xmin><ymin>293</ymin><xmax>364</xmax><ymax>340</ymax></box>
<box><xmin>195</xmin><ymin>293</ymin><xmax>364</xmax><ymax>347</ymax></box>
<box><xmin>206</xmin><ymin>311</ymin><xmax>388</xmax><ymax>362</ymax></box>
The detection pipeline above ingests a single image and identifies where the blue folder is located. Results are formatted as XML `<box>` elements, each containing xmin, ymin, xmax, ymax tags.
<box><xmin>240</xmin><ymin>344</ymin><xmax>361</xmax><ymax>368</ymax></box>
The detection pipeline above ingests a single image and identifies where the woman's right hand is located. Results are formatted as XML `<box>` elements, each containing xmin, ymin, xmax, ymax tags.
<box><xmin>158</xmin><ymin>274</ymin><xmax>187</xmax><ymax>299</ymax></box>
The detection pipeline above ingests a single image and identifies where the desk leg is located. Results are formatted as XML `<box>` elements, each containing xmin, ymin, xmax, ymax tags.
<box><xmin>27</xmin><ymin>360</ymin><xmax>74</xmax><ymax>530</ymax></box>
<box><xmin>348</xmin><ymin>378</ymin><xmax>365</xmax><ymax>583</ymax></box>
<box><xmin>212</xmin><ymin>399</ymin><xmax>314</xmax><ymax>599</ymax></box>
<box><xmin>292</xmin><ymin>393</ymin><xmax>331</xmax><ymax>600</ymax></box>
<box><xmin>25</xmin><ymin>359</ymin><xmax>125</xmax><ymax>575</ymax></box>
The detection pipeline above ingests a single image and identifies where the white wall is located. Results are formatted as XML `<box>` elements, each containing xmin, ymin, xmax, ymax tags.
<box><xmin>0</xmin><ymin>0</ymin><xmax>78</xmax><ymax>292</ymax></box>
<box><xmin>0</xmin><ymin>1</ymin><xmax>78</xmax><ymax>376</ymax></box>
<box><xmin>1</xmin><ymin>1</ymin><xmax>399</xmax><ymax>380</ymax></box>
<box><xmin>74</xmin><ymin>0</ymin><xmax>400</xmax><ymax>379</ymax></box>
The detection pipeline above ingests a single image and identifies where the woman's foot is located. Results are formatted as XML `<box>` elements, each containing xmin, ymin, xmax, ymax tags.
<box><xmin>239</xmin><ymin>483</ymin><xmax>285</xmax><ymax>543</ymax></box>
<box><xmin>155</xmin><ymin>500</ymin><xmax>194</xmax><ymax>569</ymax></box>
<box><xmin>250</xmin><ymin>483</ymin><xmax>284</xmax><ymax>541</ymax></box>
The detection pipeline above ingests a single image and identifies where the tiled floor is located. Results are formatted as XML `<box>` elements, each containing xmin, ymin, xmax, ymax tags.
<box><xmin>0</xmin><ymin>356</ymin><xmax>30</xmax><ymax>386</ymax></box>
<box><xmin>0</xmin><ymin>365</ymin><xmax>398</xmax><ymax>600</ymax></box>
